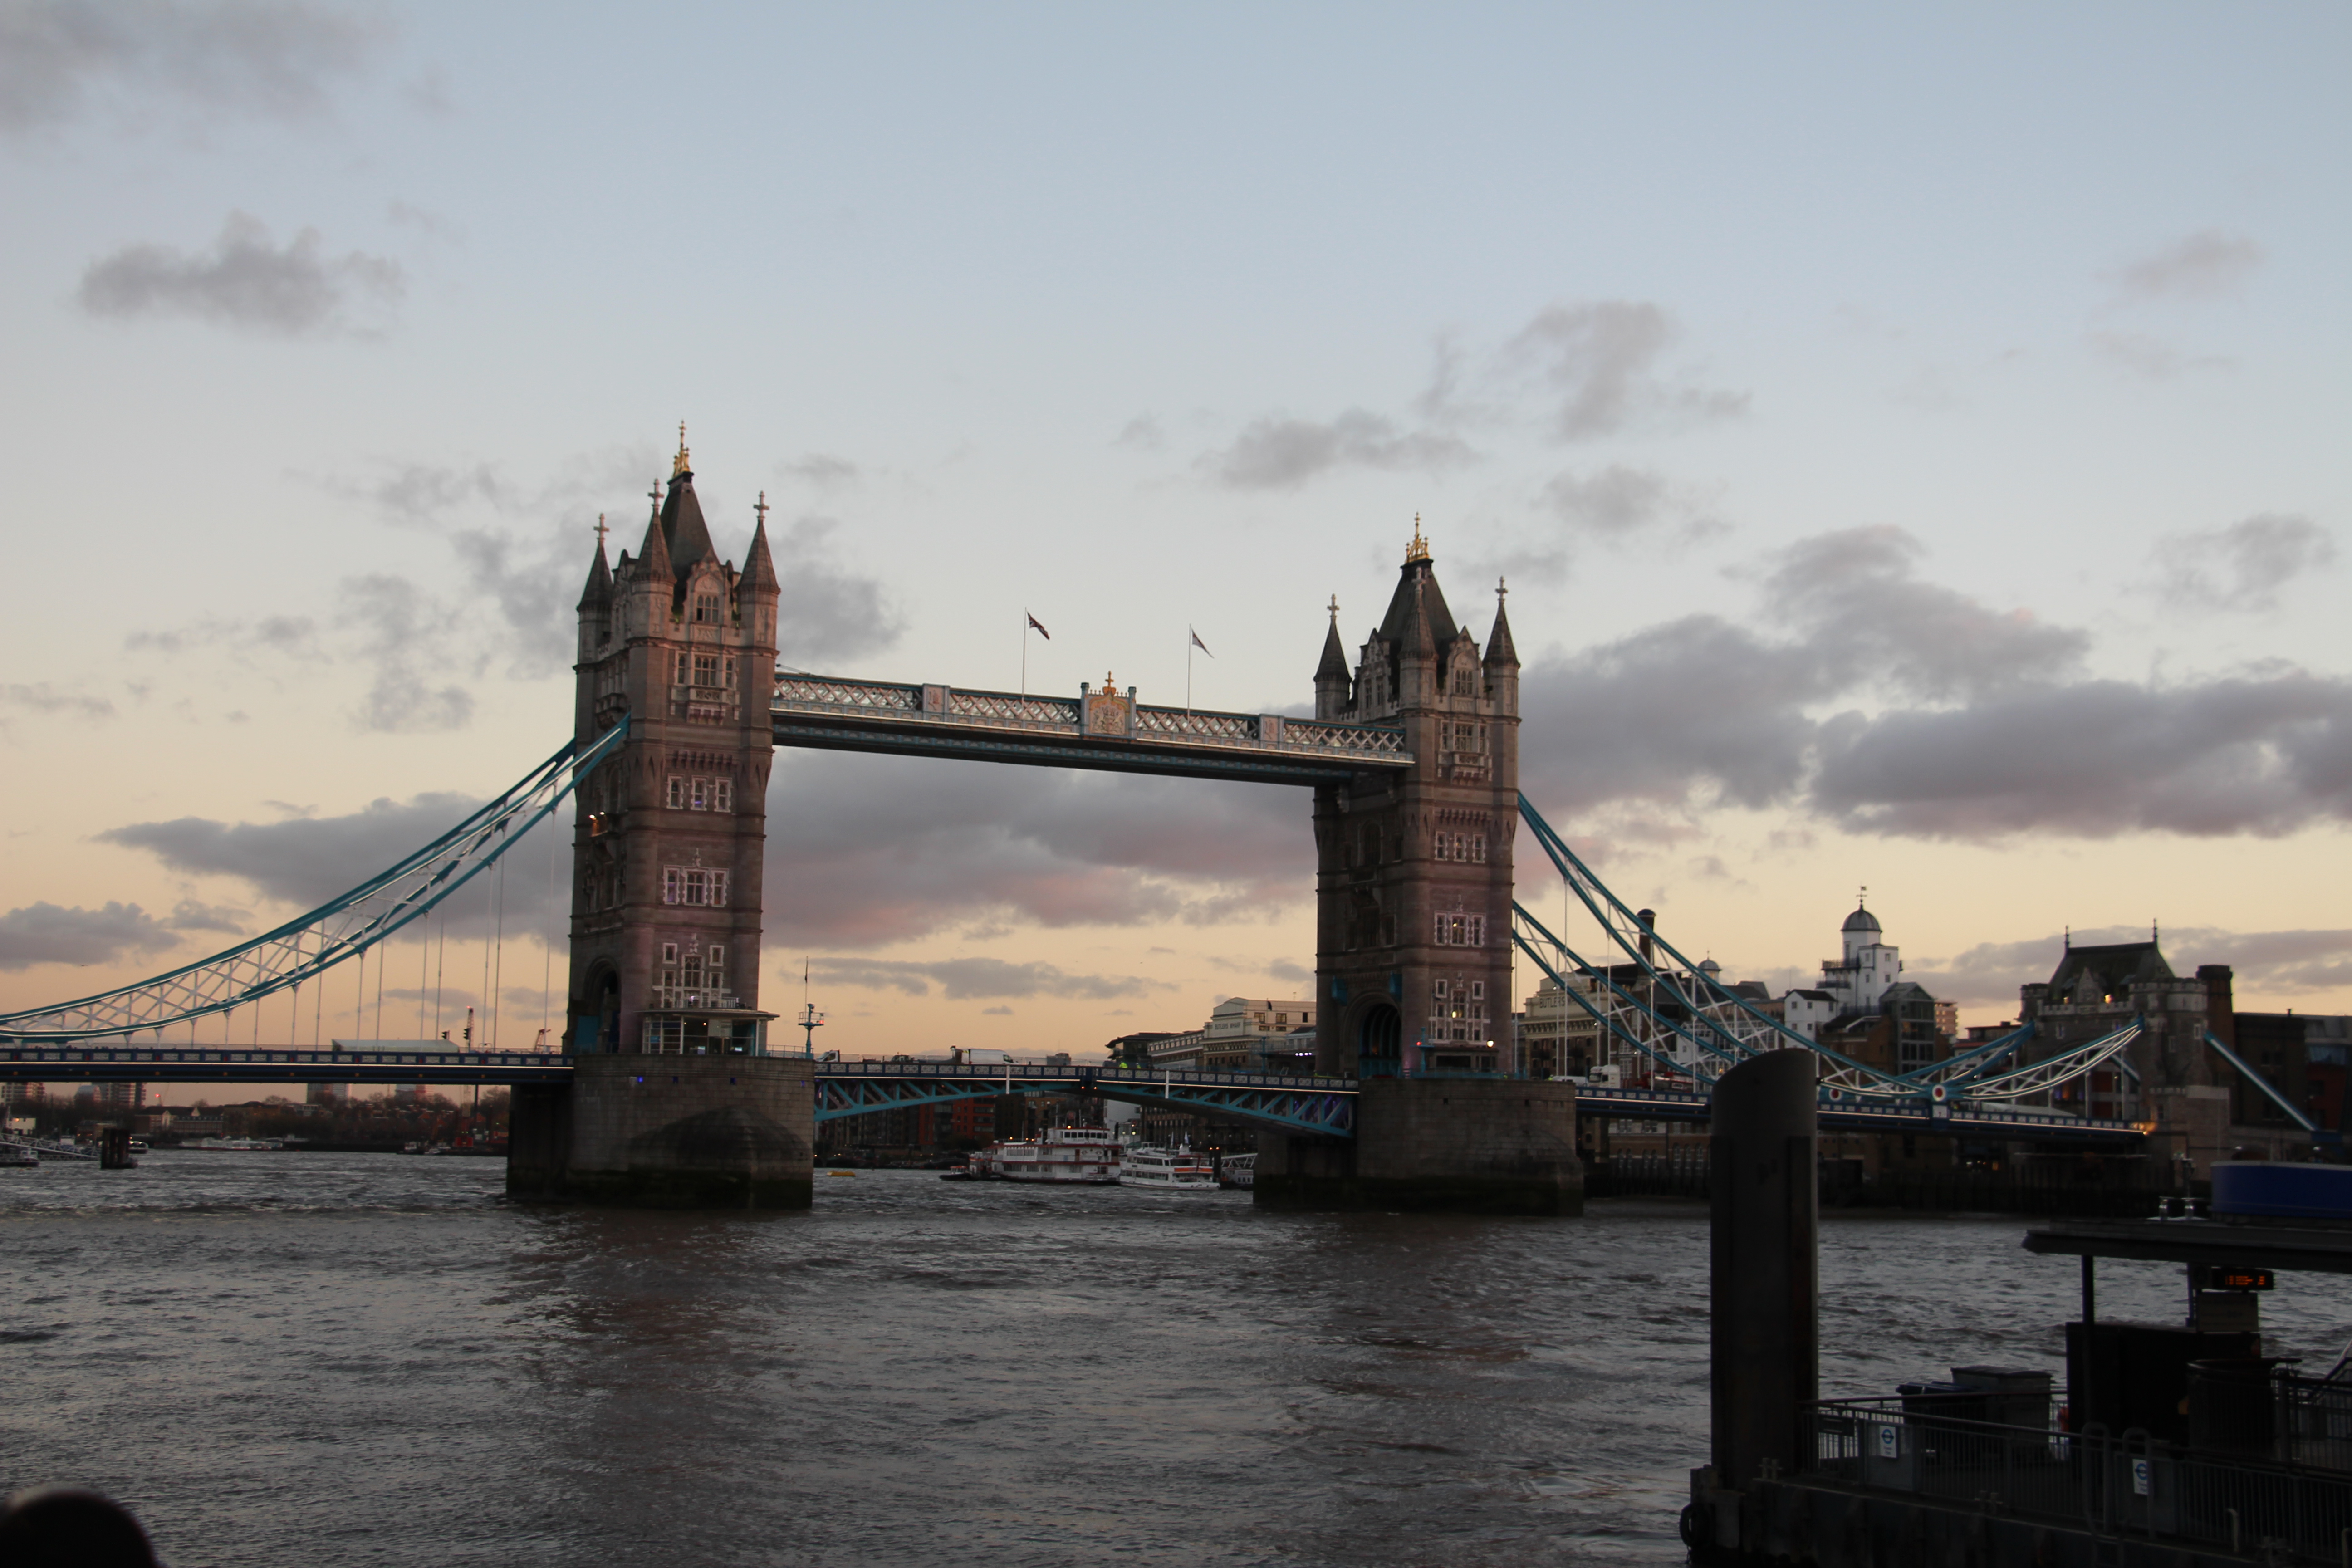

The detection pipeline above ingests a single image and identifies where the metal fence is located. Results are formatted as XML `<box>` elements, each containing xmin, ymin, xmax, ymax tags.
<box><xmin>1807</xmin><ymin>1396</ymin><xmax>2352</xmax><ymax>1560</ymax></box>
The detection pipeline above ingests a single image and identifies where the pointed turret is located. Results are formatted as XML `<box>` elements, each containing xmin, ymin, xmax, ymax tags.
<box><xmin>1483</xmin><ymin>576</ymin><xmax>1519</xmax><ymax>668</ymax></box>
<box><xmin>635</xmin><ymin>491</ymin><xmax>674</xmax><ymax>584</ymax></box>
<box><xmin>1313</xmin><ymin>594</ymin><xmax>1352</xmax><ymax>719</ymax></box>
<box><xmin>739</xmin><ymin>490</ymin><xmax>780</xmax><ymax>597</ymax></box>
<box><xmin>578</xmin><ymin>530</ymin><xmax>613</xmax><ymax>612</ymax></box>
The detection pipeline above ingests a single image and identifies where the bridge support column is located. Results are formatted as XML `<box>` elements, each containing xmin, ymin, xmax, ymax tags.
<box><xmin>1254</xmin><ymin>1079</ymin><xmax>1582</xmax><ymax>1214</ymax></box>
<box><xmin>506</xmin><ymin>1055</ymin><xmax>814</xmax><ymax>1209</ymax></box>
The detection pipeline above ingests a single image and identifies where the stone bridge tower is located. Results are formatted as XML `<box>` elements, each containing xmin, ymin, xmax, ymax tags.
<box><xmin>511</xmin><ymin>431</ymin><xmax>810</xmax><ymax>1209</ymax></box>
<box><xmin>1311</xmin><ymin>523</ymin><xmax>1520</xmax><ymax>1077</ymax></box>
<box><xmin>566</xmin><ymin>431</ymin><xmax>780</xmax><ymax>1057</ymax></box>
<box><xmin>1265</xmin><ymin>524</ymin><xmax>1579</xmax><ymax>1215</ymax></box>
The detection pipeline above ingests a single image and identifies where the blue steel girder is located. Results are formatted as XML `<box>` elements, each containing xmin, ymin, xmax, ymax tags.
<box><xmin>813</xmin><ymin>1062</ymin><xmax>1355</xmax><ymax>1137</ymax></box>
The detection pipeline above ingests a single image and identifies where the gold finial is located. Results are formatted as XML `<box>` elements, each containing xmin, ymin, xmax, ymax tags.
<box><xmin>1104</xmin><ymin>669</ymin><xmax>1117</xmax><ymax>690</ymax></box>
<box><xmin>1496</xmin><ymin>574</ymin><xmax>1507</xmax><ymax>600</ymax></box>
<box><xmin>593</xmin><ymin>513</ymin><xmax>609</xmax><ymax>552</ymax></box>
<box><xmin>672</xmin><ymin>421</ymin><xmax>691</xmax><ymax>478</ymax></box>
<box><xmin>1404</xmin><ymin>513</ymin><xmax>1430</xmax><ymax>564</ymax></box>
<box><xmin>753</xmin><ymin>490</ymin><xmax>769</xmax><ymax>528</ymax></box>
<box><xmin>1327</xmin><ymin>593</ymin><xmax>1340</xmax><ymax>622</ymax></box>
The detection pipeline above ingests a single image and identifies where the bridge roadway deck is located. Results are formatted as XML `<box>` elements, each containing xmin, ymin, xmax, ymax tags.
<box><xmin>770</xmin><ymin>675</ymin><xmax>1415</xmax><ymax>785</ymax></box>
<box><xmin>813</xmin><ymin>1059</ymin><xmax>1360</xmax><ymax>1136</ymax></box>
<box><xmin>0</xmin><ymin>1045</ymin><xmax>570</xmax><ymax>1087</ymax></box>
<box><xmin>0</xmin><ymin>1048</ymin><xmax>2145</xmax><ymax>1146</ymax></box>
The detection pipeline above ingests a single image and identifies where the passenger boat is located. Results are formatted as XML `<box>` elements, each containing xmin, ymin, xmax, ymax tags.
<box><xmin>1217</xmin><ymin>1152</ymin><xmax>1256</xmax><ymax>1189</ymax></box>
<box><xmin>0</xmin><ymin>1141</ymin><xmax>37</xmax><ymax>1169</ymax></box>
<box><xmin>981</xmin><ymin>1125</ymin><xmax>1122</xmax><ymax>1184</ymax></box>
<box><xmin>1118</xmin><ymin>1142</ymin><xmax>1218</xmax><ymax>1191</ymax></box>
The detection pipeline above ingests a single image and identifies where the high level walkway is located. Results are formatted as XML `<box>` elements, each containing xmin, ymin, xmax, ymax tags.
<box><xmin>772</xmin><ymin>674</ymin><xmax>1412</xmax><ymax>785</ymax></box>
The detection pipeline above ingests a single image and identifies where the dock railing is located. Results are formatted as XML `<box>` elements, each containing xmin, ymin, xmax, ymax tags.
<box><xmin>1806</xmin><ymin>1394</ymin><xmax>2352</xmax><ymax>1558</ymax></box>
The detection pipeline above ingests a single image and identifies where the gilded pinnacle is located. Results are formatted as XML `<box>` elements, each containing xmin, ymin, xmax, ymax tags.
<box><xmin>672</xmin><ymin>421</ymin><xmax>691</xmax><ymax>478</ymax></box>
<box><xmin>1405</xmin><ymin>513</ymin><xmax>1430</xmax><ymax>564</ymax></box>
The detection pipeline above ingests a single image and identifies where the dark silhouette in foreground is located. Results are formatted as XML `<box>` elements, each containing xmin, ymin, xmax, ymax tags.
<box><xmin>0</xmin><ymin>1487</ymin><xmax>158</xmax><ymax>1568</ymax></box>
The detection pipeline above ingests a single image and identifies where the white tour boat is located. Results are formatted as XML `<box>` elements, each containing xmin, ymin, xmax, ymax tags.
<box><xmin>1217</xmin><ymin>1152</ymin><xmax>1256</xmax><ymax>1189</ymax></box>
<box><xmin>1118</xmin><ymin>1142</ymin><xmax>1218</xmax><ymax>1191</ymax></box>
<box><xmin>984</xmin><ymin>1125</ymin><xmax>1122</xmax><ymax>1184</ymax></box>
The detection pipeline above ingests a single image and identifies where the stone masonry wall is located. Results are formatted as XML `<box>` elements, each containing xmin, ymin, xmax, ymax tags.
<box><xmin>547</xmin><ymin>1054</ymin><xmax>813</xmax><ymax>1209</ymax></box>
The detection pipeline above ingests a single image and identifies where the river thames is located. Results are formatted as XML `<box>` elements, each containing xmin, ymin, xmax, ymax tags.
<box><xmin>4</xmin><ymin>1152</ymin><xmax>2346</xmax><ymax>1566</ymax></box>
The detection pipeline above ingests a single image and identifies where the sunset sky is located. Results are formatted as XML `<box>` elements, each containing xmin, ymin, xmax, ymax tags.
<box><xmin>2</xmin><ymin>3</ymin><xmax>2345</xmax><ymax>1073</ymax></box>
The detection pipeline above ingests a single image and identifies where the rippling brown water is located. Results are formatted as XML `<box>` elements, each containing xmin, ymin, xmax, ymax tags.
<box><xmin>5</xmin><ymin>1152</ymin><xmax>2346</xmax><ymax>1566</ymax></box>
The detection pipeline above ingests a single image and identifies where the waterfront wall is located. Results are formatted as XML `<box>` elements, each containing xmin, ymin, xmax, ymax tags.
<box><xmin>508</xmin><ymin>1054</ymin><xmax>813</xmax><ymax>1209</ymax></box>
<box><xmin>1255</xmin><ymin>1078</ymin><xmax>1583</xmax><ymax>1214</ymax></box>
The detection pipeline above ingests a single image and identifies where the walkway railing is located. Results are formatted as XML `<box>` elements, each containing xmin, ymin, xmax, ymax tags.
<box><xmin>1806</xmin><ymin>1396</ymin><xmax>2352</xmax><ymax>1558</ymax></box>
<box><xmin>771</xmin><ymin>674</ymin><xmax>1410</xmax><ymax>782</ymax></box>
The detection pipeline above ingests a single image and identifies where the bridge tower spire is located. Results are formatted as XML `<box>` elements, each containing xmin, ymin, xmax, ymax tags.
<box><xmin>1310</xmin><ymin>524</ymin><xmax>1519</xmax><ymax>1078</ymax></box>
<box><xmin>566</xmin><ymin>446</ymin><xmax>779</xmax><ymax>1059</ymax></box>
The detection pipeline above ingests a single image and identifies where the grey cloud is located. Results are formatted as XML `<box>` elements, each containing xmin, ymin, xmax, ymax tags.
<box><xmin>1542</xmin><ymin>465</ymin><xmax>1672</xmax><ymax>538</ymax></box>
<box><xmin>1</xmin><ymin>682</ymin><xmax>114</xmax><ymax>718</ymax></box>
<box><xmin>1914</xmin><ymin>924</ymin><xmax>2352</xmax><ymax>1010</ymax></box>
<box><xmin>765</xmin><ymin>749</ymin><xmax>1311</xmax><ymax>950</ymax></box>
<box><xmin>2156</xmin><ymin>514</ymin><xmax>2335</xmax><ymax>613</ymax></box>
<box><xmin>165</xmin><ymin>898</ymin><xmax>249</xmax><ymax>933</ymax></box>
<box><xmin>361</xmin><ymin>461</ymin><xmax>513</xmax><ymax>523</ymax></box>
<box><xmin>1504</xmin><ymin>464</ymin><xmax>1727</xmax><ymax>583</ymax></box>
<box><xmin>1522</xmin><ymin>527</ymin><xmax>2075</xmax><ymax>816</ymax></box>
<box><xmin>1204</xmin><ymin>409</ymin><xmax>1475</xmax><ymax>491</ymax></box>
<box><xmin>0</xmin><ymin>901</ymin><xmax>179</xmax><ymax>970</ymax></box>
<box><xmin>980</xmin><ymin>1004</ymin><xmax>1014</xmax><ymax>1015</ymax></box>
<box><xmin>1763</xmin><ymin>527</ymin><xmax>2088</xmax><ymax>701</ymax></box>
<box><xmin>1811</xmin><ymin>672</ymin><xmax>2352</xmax><ymax>839</ymax></box>
<box><xmin>1520</xmin><ymin>525</ymin><xmax>2351</xmax><ymax>842</ymax></box>
<box><xmin>339</xmin><ymin>574</ymin><xmax>472</xmax><ymax>733</ymax></box>
<box><xmin>773</xmin><ymin>517</ymin><xmax>904</xmax><ymax>666</ymax></box>
<box><xmin>1266</xmin><ymin>958</ymin><xmax>1312</xmax><ymax>985</ymax></box>
<box><xmin>2110</xmin><ymin>230</ymin><xmax>2265</xmax><ymax>302</ymax></box>
<box><xmin>2087</xmin><ymin>331</ymin><xmax>2232</xmax><ymax>382</ymax></box>
<box><xmin>1522</xmin><ymin>615</ymin><xmax>1824</xmax><ymax>816</ymax></box>
<box><xmin>124</xmin><ymin>613</ymin><xmax>317</xmax><ymax>657</ymax></box>
<box><xmin>1507</xmin><ymin>302</ymin><xmax>1747</xmax><ymax>441</ymax></box>
<box><xmin>811</xmin><ymin>956</ymin><xmax>1160</xmax><ymax>1001</ymax></box>
<box><xmin>78</xmin><ymin>212</ymin><xmax>403</xmax><ymax>338</ymax></box>
<box><xmin>1112</xmin><ymin>416</ymin><xmax>1163</xmax><ymax>452</ymax></box>
<box><xmin>0</xmin><ymin>0</ymin><xmax>381</xmax><ymax>134</ymax></box>
<box><xmin>97</xmin><ymin>794</ymin><xmax>569</xmax><ymax>944</ymax></box>
<box><xmin>782</xmin><ymin>454</ymin><xmax>860</xmax><ymax>487</ymax></box>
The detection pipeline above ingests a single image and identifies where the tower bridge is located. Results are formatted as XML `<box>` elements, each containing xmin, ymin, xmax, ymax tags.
<box><xmin>0</xmin><ymin>433</ymin><xmax>2169</xmax><ymax>1209</ymax></box>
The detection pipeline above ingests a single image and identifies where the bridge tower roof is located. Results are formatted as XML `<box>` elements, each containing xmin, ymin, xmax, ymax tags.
<box><xmin>1377</xmin><ymin>518</ymin><xmax>1459</xmax><ymax>647</ymax></box>
<box><xmin>659</xmin><ymin>427</ymin><xmax>719</xmax><ymax>575</ymax></box>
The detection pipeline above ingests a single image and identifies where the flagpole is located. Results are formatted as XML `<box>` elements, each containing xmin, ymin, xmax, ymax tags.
<box><xmin>1186</xmin><ymin>626</ymin><xmax>1192</xmax><ymax>714</ymax></box>
<box><xmin>1021</xmin><ymin>609</ymin><xmax>1027</xmax><ymax>699</ymax></box>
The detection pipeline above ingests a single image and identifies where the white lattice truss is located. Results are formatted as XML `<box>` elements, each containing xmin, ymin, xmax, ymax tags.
<box><xmin>1512</xmin><ymin>793</ymin><xmax>2142</xmax><ymax>1112</ymax></box>
<box><xmin>0</xmin><ymin>725</ymin><xmax>628</xmax><ymax>1044</ymax></box>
